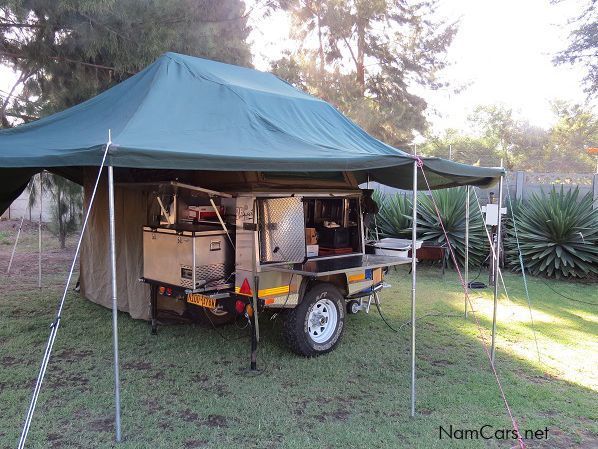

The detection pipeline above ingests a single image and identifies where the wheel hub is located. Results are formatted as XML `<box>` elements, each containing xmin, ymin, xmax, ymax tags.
<box><xmin>307</xmin><ymin>298</ymin><xmax>338</xmax><ymax>344</ymax></box>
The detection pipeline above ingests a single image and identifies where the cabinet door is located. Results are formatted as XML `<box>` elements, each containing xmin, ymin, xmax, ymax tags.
<box><xmin>258</xmin><ymin>197</ymin><xmax>306</xmax><ymax>263</ymax></box>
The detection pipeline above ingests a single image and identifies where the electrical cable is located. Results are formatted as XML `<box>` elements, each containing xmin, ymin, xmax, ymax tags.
<box><xmin>539</xmin><ymin>280</ymin><xmax>597</xmax><ymax>306</ymax></box>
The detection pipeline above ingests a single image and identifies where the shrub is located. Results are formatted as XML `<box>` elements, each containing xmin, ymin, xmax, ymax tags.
<box><xmin>417</xmin><ymin>187</ymin><xmax>488</xmax><ymax>268</ymax></box>
<box><xmin>373</xmin><ymin>187</ymin><xmax>488</xmax><ymax>268</ymax></box>
<box><xmin>504</xmin><ymin>187</ymin><xmax>598</xmax><ymax>279</ymax></box>
<box><xmin>372</xmin><ymin>190</ymin><xmax>412</xmax><ymax>238</ymax></box>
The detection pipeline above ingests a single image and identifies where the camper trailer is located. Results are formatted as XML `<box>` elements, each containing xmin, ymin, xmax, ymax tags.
<box><xmin>139</xmin><ymin>173</ymin><xmax>411</xmax><ymax>356</ymax></box>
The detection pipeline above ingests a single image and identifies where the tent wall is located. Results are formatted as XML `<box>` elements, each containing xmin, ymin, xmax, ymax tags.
<box><xmin>80</xmin><ymin>168</ymin><xmax>150</xmax><ymax>320</ymax></box>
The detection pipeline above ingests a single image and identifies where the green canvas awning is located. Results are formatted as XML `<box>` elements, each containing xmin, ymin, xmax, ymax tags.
<box><xmin>0</xmin><ymin>52</ymin><xmax>503</xmax><ymax>212</ymax></box>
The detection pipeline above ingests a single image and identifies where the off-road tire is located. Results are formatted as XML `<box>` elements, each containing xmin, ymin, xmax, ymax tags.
<box><xmin>282</xmin><ymin>282</ymin><xmax>345</xmax><ymax>356</ymax></box>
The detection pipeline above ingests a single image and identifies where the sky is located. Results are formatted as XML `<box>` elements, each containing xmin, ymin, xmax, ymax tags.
<box><xmin>0</xmin><ymin>0</ymin><xmax>592</xmax><ymax>135</ymax></box>
<box><xmin>248</xmin><ymin>0</ymin><xmax>593</xmax><ymax>133</ymax></box>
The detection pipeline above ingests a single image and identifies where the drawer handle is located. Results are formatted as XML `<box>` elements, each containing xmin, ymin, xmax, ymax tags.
<box><xmin>210</xmin><ymin>240</ymin><xmax>221</xmax><ymax>251</ymax></box>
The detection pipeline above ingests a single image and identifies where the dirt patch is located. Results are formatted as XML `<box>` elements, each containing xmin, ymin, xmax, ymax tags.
<box><xmin>89</xmin><ymin>417</ymin><xmax>113</xmax><ymax>432</ymax></box>
<box><xmin>123</xmin><ymin>361</ymin><xmax>152</xmax><ymax>370</ymax></box>
<box><xmin>430</xmin><ymin>359</ymin><xmax>454</xmax><ymax>367</ymax></box>
<box><xmin>204</xmin><ymin>414</ymin><xmax>228</xmax><ymax>428</ymax></box>
<box><xmin>54</xmin><ymin>349</ymin><xmax>93</xmax><ymax>363</ymax></box>
<box><xmin>184</xmin><ymin>439</ymin><xmax>208</xmax><ymax>448</ymax></box>
<box><xmin>189</xmin><ymin>373</ymin><xmax>231</xmax><ymax>396</ymax></box>
<box><xmin>179</xmin><ymin>409</ymin><xmax>200</xmax><ymax>423</ymax></box>
<box><xmin>513</xmin><ymin>368</ymin><xmax>556</xmax><ymax>385</ymax></box>
<box><xmin>144</xmin><ymin>399</ymin><xmax>163</xmax><ymax>413</ymax></box>
<box><xmin>1</xmin><ymin>355</ymin><xmax>27</xmax><ymax>367</ymax></box>
<box><xmin>47</xmin><ymin>432</ymin><xmax>64</xmax><ymax>449</ymax></box>
<box><xmin>47</xmin><ymin>367</ymin><xmax>90</xmax><ymax>391</ymax></box>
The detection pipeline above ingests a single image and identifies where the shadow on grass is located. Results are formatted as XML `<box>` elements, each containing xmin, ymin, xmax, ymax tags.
<box><xmin>0</xmin><ymin>264</ymin><xmax>596</xmax><ymax>449</ymax></box>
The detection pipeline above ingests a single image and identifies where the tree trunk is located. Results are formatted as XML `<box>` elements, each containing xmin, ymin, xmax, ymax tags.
<box><xmin>58</xmin><ymin>188</ymin><xmax>66</xmax><ymax>249</ymax></box>
<box><xmin>317</xmin><ymin>12</ymin><xmax>324</xmax><ymax>75</ymax></box>
<box><xmin>356</xmin><ymin>18</ymin><xmax>366</xmax><ymax>96</ymax></box>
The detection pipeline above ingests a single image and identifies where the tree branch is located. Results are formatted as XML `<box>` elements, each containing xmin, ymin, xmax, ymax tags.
<box><xmin>0</xmin><ymin>51</ymin><xmax>134</xmax><ymax>74</ymax></box>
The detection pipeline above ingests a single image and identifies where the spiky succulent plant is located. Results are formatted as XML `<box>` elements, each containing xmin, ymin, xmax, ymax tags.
<box><xmin>505</xmin><ymin>187</ymin><xmax>598</xmax><ymax>279</ymax></box>
<box><xmin>416</xmin><ymin>187</ymin><xmax>488</xmax><ymax>268</ymax></box>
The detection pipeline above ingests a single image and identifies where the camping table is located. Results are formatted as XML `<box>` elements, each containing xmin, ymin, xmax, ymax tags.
<box><xmin>260</xmin><ymin>253</ymin><xmax>411</xmax><ymax>276</ymax></box>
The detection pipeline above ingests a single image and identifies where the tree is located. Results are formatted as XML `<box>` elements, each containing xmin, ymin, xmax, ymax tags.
<box><xmin>421</xmin><ymin>102</ymin><xmax>597</xmax><ymax>173</ymax></box>
<box><xmin>419</xmin><ymin>128</ymin><xmax>498</xmax><ymax>167</ymax></box>
<box><xmin>27</xmin><ymin>172</ymin><xmax>82</xmax><ymax>248</ymax></box>
<box><xmin>268</xmin><ymin>0</ymin><xmax>457</xmax><ymax>147</ymax></box>
<box><xmin>553</xmin><ymin>0</ymin><xmax>597</xmax><ymax>98</ymax></box>
<box><xmin>0</xmin><ymin>0</ymin><xmax>252</xmax><ymax>125</ymax></box>
<box><xmin>544</xmin><ymin>101</ymin><xmax>597</xmax><ymax>172</ymax></box>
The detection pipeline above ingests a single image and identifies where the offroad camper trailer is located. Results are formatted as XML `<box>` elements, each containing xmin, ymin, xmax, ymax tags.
<box><xmin>134</xmin><ymin>172</ymin><xmax>412</xmax><ymax>356</ymax></box>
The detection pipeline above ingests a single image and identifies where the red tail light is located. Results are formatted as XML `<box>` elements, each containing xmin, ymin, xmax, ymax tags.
<box><xmin>235</xmin><ymin>300</ymin><xmax>245</xmax><ymax>314</ymax></box>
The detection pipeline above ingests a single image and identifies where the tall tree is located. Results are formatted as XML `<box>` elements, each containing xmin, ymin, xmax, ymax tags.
<box><xmin>0</xmin><ymin>0</ymin><xmax>252</xmax><ymax>125</ymax></box>
<box><xmin>422</xmin><ymin>102</ymin><xmax>596</xmax><ymax>173</ymax></box>
<box><xmin>269</xmin><ymin>0</ymin><xmax>457</xmax><ymax>147</ymax></box>
<box><xmin>544</xmin><ymin>100</ymin><xmax>597</xmax><ymax>172</ymax></box>
<box><xmin>552</xmin><ymin>0</ymin><xmax>597</xmax><ymax>98</ymax></box>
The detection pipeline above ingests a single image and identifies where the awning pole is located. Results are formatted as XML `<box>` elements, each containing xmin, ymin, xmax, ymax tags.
<box><xmin>18</xmin><ymin>142</ymin><xmax>110</xmax><ymax>449</ymax></box>
<box><xmin>107</xmin><ymin>133</ymin><xmax>122</xmax><ymax>442</ymax></box>
<box><xmin>38</xmin><ymin>171</ymin><xmax>43</xmax><ymax>288</ymax></box>
<box><xmin>464</xmin><ymin>185</ymin><xmax>470</xmax><ymax>318</ymax></box>
<box><xmin>490</xmin><ymin>174</ymin><xmax>504</xmax><ymax>364</ymax></box>
<box><xmin>410</xmin><ymin>160</ymin><xmax>418</xmax><ymax>417</ymax></box>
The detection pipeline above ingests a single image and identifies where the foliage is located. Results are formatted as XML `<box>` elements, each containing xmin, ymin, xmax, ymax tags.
<box><xmin>269</xmin><ymin>0</ymin><xmax>457</xmax><ymax>146</ymax></box>
<box><xmin>0</xmin><ymin>0</ymin><xmax>251</xmax><ymax>126</ymax></box>
<box><xmin>421</xmin><ymin>102</ymin><xmax>597</xmax><ymax>173</ymax></box>
<box><xmin>416</xmin><ymin>187</ymin><xmax>487</xmax><ymax>268</ymax></box>
<box><xmin>552</xmin><ymin>0</ymin><xmax>597</xmax><ymax>98</ymax></box>
<box><xmin>544</xmin><ymin>101</ymin><xmax>598</xmax><ymax>173</ymax></box>
<box><xmin>372</xmin><ymin>190</ymin><xmax>411</xmax><ymax>239</ymax></box>
<box><xmin>505</xmin><ymin>187</ymin><xmax>598</xmax><ymax>279</ymax></box>
<box><xmin>27</xmin><ymin>173</ymin><xmax>82</xmax><ymax>248</ymax></box>
<box><xmin>373</xmin><ymin>187</ymin><xmax>487</xmax><ymax>268</ymax></box>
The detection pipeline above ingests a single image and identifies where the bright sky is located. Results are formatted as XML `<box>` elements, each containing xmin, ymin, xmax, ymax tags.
<box><xmin>0</xmin><ymin>1</ymin><xmax>592</xmax><ymax>134</ymax></box>
<box><xmin>248</xmin><ymin>0</ymin><xmax>593</xmax><ymax>133</ymax></box>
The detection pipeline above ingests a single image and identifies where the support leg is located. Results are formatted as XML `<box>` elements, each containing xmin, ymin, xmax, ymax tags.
<box><xmin>150</xmin><ymin>285</ymin><xmax>158</xmax><ymax>335</ymax></box>
<box><xmin>250</xmin><ymin>312</ymin><xmax>258</xmax><ymax>371</ymax></box>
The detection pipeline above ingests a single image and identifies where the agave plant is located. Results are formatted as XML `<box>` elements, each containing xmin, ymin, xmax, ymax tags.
<box><xmin>416</xmin><ymin>187</ymin><xmax>488</xmax><ymax>268</ymax></box>
<box><xmin>372</xmin><ymin>190</ymin><xmax>412</xmax><ymax>238</ymax></box>
<box><xmin>504</xmin><ymin>187</ymin><xmax>598</xmax><ymax>279</ymax></box>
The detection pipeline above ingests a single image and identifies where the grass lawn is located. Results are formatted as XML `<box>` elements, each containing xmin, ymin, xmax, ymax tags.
<box><xmin>0</xmin><ymin>223</ymin><xmax>596</xmax><ymax>448</ymax></box>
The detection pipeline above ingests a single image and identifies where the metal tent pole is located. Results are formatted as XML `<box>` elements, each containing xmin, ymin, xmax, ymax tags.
<box><xmin>7</xmin><ymin>216</ymin><xmax>24</xmax><ymax>274</ymax></box>
<box><xmin>410</xmin><ymin>160</ymin><xmax>418</xmax><ymax>417</ymax></box>
<box><xmin>464</xmin><ymin>185</ymin><xmax>470</xmax><ymax>318</ymax></box>
<box><xmin>18</xmin><ymin>144</ymin><xmax>110</xmax><ymax>449</ymax></box>
<box><xmin>107</xmin><ymin>137</ymin><xmax>122</xmax><ymax>442</ymax></box>
<box><xmin>38</xmin><ymin>171</ymin><xmax>43</xmax><ymax>288</ymax></box>
<box><xmin>490</xmin><ymin>175</ymin><xmax>504</xmax><ymax>364</ymax></box>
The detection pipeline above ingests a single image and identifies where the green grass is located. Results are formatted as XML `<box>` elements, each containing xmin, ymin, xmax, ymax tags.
<box><xmin>0</xmin><ymin>258</ymin><xmax>596</xmax><ymax>448</ymax></box>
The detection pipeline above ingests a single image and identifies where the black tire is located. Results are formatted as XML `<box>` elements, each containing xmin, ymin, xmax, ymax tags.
<box><xmin>282</xmin><ymin>282</ymin><xmax>345</xmax><ymax>356</ymax></box>
<box><xmin>187</xmin><ymin>304</ymin><xmax>235</xmax><ymax>326</ymax></box>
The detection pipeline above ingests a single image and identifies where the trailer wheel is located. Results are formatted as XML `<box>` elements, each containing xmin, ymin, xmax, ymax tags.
<box><xmin>187</xmin><ymin>304</ymin><xmax>235</xmax><ymax>326</ymax></box>
<box><xmin>283</xmin><ymin>283</ymin><xmax>345</xmax><ymax>356</ymax></box>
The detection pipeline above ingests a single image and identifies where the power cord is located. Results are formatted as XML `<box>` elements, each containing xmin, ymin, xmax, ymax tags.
<box><xmin>540</xmin><ymin>279</ymin><xmax>597</xmax><ymax>306</ymax></box>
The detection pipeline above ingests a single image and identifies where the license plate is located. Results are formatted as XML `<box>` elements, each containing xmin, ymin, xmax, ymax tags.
<box><xmin>187</xmin><ymin>293</ymin><xmax>216</xmax><ymax>309</ymax></box>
